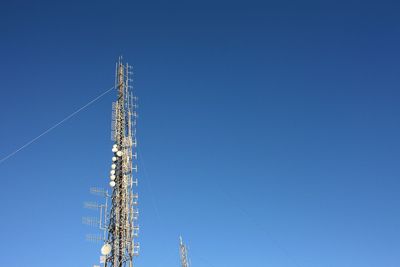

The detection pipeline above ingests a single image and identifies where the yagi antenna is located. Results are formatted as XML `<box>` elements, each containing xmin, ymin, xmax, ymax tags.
<box><xmin>85</xmin><ymin>234</ymin><xmax>104</xmax><ymax>243</ymax></box>
<box><xmin>90</xmin><ymin>187</ymin><xmax>108</xmax><ymax>197</ymax></box>
<box><xmin>84</xmin><ymin>202</ymin><xmax>101</xmax><ymax>210</ymax></box>
<box><xmin>82</xmin><ymin>217</ymin><xmax>100</xmax><ymax>227</ymax></box>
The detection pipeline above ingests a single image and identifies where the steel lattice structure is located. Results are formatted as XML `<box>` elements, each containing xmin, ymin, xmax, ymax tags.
<box><xmin>179</xmin><ymin>236</ymin><xmax>190</xmax><ymax>267</ymax></box>
<box><xmin>106</xmin><ymin>57</ymin><xmax>139</xmax><ymax>267</ymax></box>
<box><xmin>84</xmin><ymin>58</ymin><xmax>138</xmax><ymax>267</ymax></box>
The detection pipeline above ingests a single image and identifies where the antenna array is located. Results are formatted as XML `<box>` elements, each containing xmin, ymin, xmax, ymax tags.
<box><xmin>85</xmin><ymin>57</ymin><xmax>139</xmax><ymax>267</ymax></box>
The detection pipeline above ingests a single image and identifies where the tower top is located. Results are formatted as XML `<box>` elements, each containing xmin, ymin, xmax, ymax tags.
<box><xmin>179</xmin><ymin>236</ymin><xmax>190</xmax><ymax>267</ymax></box>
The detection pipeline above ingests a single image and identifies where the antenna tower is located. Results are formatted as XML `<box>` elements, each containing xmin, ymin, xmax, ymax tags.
<box><xmin>85</xmin><ymin>57</ymin><xmax>139</xmax><ymax>267</ymax></box>
<box><xmin>179</xmin><ymin>236</ymin><xmax>190</xmax><ymax>267</ymax></box>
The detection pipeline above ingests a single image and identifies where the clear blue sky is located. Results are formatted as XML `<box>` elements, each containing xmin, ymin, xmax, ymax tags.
<box><xmin>1</xmin><ymin>1</ymin><xmax>400</xmax><ymax>267</ymax></box>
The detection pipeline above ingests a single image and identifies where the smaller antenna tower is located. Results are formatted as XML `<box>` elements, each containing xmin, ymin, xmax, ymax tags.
<box><xmin>179</xmin><ymin>236</ymin><xmax>190</xmax><ymax>267</ymax></box>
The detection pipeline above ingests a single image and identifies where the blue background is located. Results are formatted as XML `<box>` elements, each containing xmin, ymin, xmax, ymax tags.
<box><xmin>1</xmin><ymin>1</ymin><xmax>400</xmax><ymax>266</ymax></box>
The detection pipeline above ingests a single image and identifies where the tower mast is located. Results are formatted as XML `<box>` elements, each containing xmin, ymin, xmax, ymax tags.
<box><xmin>107</xmin><ymin>57</ymin><xmax>139</xmax><ymax>267</ymax></box>
<box><xmin>179</xmin><ymin>236</ymin><xmax>190</xmax><ymax>267</ymax></box>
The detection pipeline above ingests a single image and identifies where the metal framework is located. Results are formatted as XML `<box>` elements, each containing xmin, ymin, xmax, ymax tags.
<box><xmin>179</xmin><ymin>236</ymin><xmax>190</xmax><ymax>267</ymax></box>
<box><xmin>85</xmin><ymin>57</ymin><xmax>139</xmax><ymax>267</ymax></box>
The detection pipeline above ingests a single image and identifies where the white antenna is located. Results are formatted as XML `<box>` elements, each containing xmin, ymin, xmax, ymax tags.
<box><xmin>82</xmin><ymin>217</ymin><xmax>100</xmax><ymax>227</ymax></box>
<box><xmin>86</xmin><ymin>234</ymin><xmax>104</xmax><ymax>243</ymax></box>
<box><xmin>84</xmin><ymin>187</ymin><xmax>109</xmax><ymax>243</ymax></box>
<box><xmin>84</xmin><ymin>202</ymin><xmax>101</xmax><ymax>210</ymax></box>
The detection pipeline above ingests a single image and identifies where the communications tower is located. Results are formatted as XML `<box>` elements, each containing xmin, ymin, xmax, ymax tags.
<box><xmin>179</xmin><ymin>236</ymin><xmax>190</xmax><ymax>267</ymax></box>
<box><xmin>85</xmin><ymin>57</ymin><xmax>139</xmax><ymax>267</ymax></box>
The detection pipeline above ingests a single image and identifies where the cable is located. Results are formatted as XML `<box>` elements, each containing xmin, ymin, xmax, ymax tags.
<box><xmin>0</xmin><ymin>85</ymin><xmax>115</xmax><ymax>165</ymax></box>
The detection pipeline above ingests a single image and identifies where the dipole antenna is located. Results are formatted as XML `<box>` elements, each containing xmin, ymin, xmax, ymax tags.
<box><xmin>85</xmin><ymin>57</ymin><xmax>139</xmax><ymax>267</ymax></box>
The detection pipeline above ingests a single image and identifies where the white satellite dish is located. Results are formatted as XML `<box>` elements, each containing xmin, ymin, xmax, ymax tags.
<box><xmin>109</xmin><ymin>181</ymin><xmax>116</xmax><ymax>187</ymax></box>
<box><xmin>101</xmin><ymin>243</ymin><xmax>112</xmax><ymax>255</ymax></box>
